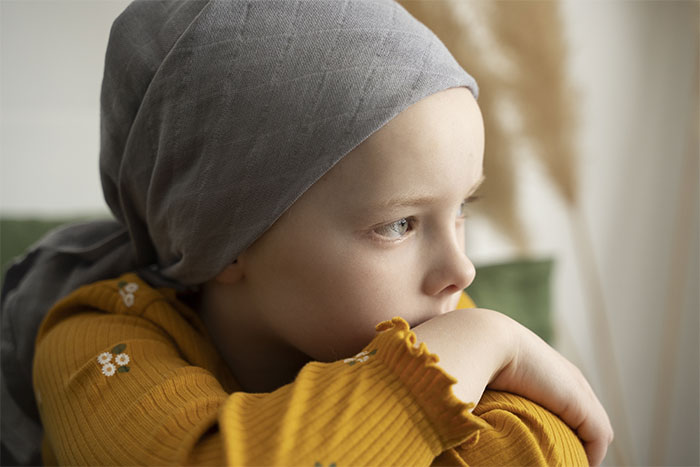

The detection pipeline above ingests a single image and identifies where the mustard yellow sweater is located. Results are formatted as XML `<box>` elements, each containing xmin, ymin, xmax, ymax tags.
<box><xmin>33</xmin><ymin>273</ymin><xmax>586</xmax><ymax>466</ymax></box>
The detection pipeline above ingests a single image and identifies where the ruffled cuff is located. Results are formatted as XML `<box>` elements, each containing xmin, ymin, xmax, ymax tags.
<box><xmin>370</xmin><ymin>317</ymin><xmax>489</xmax><ymax>451</ymax></box>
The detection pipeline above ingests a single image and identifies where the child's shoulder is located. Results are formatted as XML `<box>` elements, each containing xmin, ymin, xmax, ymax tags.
<box><xmin>48</xmin><ymin>272</ymin><xmax>173</xmax><ymax>318</ymax></box>
<box><xmin>35</xmin><ymin>271</ymin><xmax>236</xmax><ymax>389</ymax></box>
<box><xmin>36</xmin><ymin>272</ymin><xmax>208</xmax><ymax>346</ymax></box>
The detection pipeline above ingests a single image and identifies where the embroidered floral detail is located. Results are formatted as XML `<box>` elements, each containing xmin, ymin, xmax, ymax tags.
<box><xmin>101</xmin><ymin>363</ymin><xmax>116</xmax><ymax>377</ymax></box>
<box><xmin>98</xmin><ymin>344</ymin><xmax>131</xmax><ymax>377</ymax></box>
<box><xmin>344</xmin><ymin>349</ymin><xmax>377</xmax><ymax>366</ymax></box>
<box><xmin>97</xmin><ymin>352</ymin><xmax>112</xmax><ymax>364</ymax></box>
<box><xmin>117</xmin><ymin>281</ymin><xmax>139</xmax><ymax>307</ymax></box>
<box><xmin>114</xmin><ymin>353</ymin><xmax>130</xmax><ymax>366</ymax></box>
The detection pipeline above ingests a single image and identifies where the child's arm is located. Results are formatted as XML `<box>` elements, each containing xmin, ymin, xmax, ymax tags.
<box><xmin>33</xmin><ymin>274</ymin><xmax>609</xmax><ymax>466</ymax></box>
<box><xmin>413</xmin><ymin>308</ymin><xmax>613</xmax><ymax>466</ymax></box>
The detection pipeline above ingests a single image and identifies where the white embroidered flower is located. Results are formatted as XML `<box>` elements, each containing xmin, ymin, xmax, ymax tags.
<box><xmin>344</xmin><ymin>349</ymin><xmax>377</xmax><ymax>366</ymax></box>
<box><xmin>114</xmin><ymin>353</ymin><xmax>130</xmax><ymax>366</ymax></box>
<box><xmin>101</xmin><ymin>363</ymin><xmax>116</xmax><ymax>377</ymax></box>
<box><xmin>120</xmin><ymin>290</ymin><xmax>135</xmax><ymax>307</ymax></box>
<box><xmin>97</xmin><ymin>352</ymin><xmax>112</xmax><ymax>364</ymax></box>
<box><xmin>117</xmin><ymin>282</ymin><xmax>138</xmax><ymax>307</ymax></box>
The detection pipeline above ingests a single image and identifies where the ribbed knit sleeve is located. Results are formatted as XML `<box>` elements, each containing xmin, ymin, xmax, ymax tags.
<box><xmin>220</xmin><ymin>317</ymin><xmax>489</xmax><ymax>466</ymax></box>
<box><xmin>452</xmin><ymin>390</ymin><xmax>588</xmax><ymax>466</ymax></box>
<box><xmin>33</xmin><ymin>274</ymin><xmax>586</xmax><ymax>466</ymax></box>
<box><xmin>431</xmin><ymin>391</ymin><xmax>588</xmax><ymax>467</ymax></box>
<box><xmin>32</xmin><ymin>277</ymin><xmax>234</xmax><ymax>465</ymax></box>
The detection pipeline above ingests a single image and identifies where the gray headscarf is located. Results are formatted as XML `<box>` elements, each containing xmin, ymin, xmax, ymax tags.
<box><xmin>1</xmin><ymin>0</ymin><xmax>478</xmax><ymax>463</ymax></box>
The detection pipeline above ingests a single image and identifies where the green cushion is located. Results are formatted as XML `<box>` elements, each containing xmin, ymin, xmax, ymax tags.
<box><xmin>1</xmin><ymin>219</ymin><xmax>79</xmax><ymax>280</ymax></box>
<box><xmin>467</xmin><ymin>258</ymin><xmax>553</xmax><ymax>343</ymax></box>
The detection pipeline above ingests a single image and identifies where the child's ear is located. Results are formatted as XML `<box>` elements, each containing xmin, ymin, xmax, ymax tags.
<box><xmin>213</xmin><ymin>259</ymin><xmax>243</xmax><ymax>284</ymax></box>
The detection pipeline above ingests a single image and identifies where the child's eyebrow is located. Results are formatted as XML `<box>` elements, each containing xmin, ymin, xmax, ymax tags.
<box><xmin>373</xmin><ymin>174</ymin><xmax>485</xmax><ymax>210</ymax></box>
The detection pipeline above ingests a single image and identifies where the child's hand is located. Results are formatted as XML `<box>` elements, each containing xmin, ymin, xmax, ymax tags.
<box><xmin>412</xmin><ymin>308</ymin><xmax>613</xmax><ymax>466</ymax></box>
<box><xmin>488</xmin><ymin>311</ymin><xmax>613</xmax><ymax>466</ymax></box>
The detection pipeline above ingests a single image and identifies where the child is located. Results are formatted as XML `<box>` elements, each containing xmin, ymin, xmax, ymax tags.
<box><xmin>3</xmin><ymin>0</ymin><xmax>612</xmax><ymax>465</ymax></box>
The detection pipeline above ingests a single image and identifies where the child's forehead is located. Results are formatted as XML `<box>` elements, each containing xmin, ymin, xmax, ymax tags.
<box><xmin>327</xmin><ymin>88</ymin><xmax>482</xmax><ymax>178</ymax></box>
<box><xmin>305</xmin><ymin>88</ymin><xmax>483</xmax><ymax>210</ymax></box>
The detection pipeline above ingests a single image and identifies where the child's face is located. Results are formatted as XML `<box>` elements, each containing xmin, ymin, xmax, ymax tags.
<box><xmin>227</xmin><ymin>86</ymin><xmax>484</xmax><ymax>361</ymax></box>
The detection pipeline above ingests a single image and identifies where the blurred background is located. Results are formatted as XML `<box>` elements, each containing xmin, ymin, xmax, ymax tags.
<box><xmin>1</xmin><ymin>1</ymin><xmax>698</xmax><ymax>465</ymax></box>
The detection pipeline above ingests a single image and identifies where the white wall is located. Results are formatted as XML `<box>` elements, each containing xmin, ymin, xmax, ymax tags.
<box><xmin>1</xmin><ymin>0</ymin><xmax>130</xmax><ymax>216</ymax></box>
<box><xmin>2</xmin><ymin>1</ymin><xmax>698</xmax><ymax>465</ymax></box>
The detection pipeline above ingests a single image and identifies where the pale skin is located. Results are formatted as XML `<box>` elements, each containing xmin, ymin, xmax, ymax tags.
<box><xmin>201</xmin><ymin>87</ymin><xmax>613</xmax><ymax>465</ymax></box>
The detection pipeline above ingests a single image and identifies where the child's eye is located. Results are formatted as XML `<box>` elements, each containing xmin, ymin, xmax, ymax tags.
<box><xmin>373</xmin><ymin>218</ymin><xmax>414</xmax><ymax>240</ymax></box>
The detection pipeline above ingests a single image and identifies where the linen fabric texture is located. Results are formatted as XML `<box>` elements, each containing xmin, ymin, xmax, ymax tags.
<box><xmin>1</xmin><ymin>0</ymin><xmax>477</xmax><ymax>464</ymax></box>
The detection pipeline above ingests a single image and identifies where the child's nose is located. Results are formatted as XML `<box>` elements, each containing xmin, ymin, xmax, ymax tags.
<box><xmin>421</xmin><ymin>230</ymin><xmax>476</xmax><ymax>298</ymax></box>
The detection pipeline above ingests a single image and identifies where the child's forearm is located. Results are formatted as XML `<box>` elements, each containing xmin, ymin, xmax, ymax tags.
<box><xmin>411</xmin><ymin>308</ymin><xmax>514</xmax><ymax>407</ymax></box>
